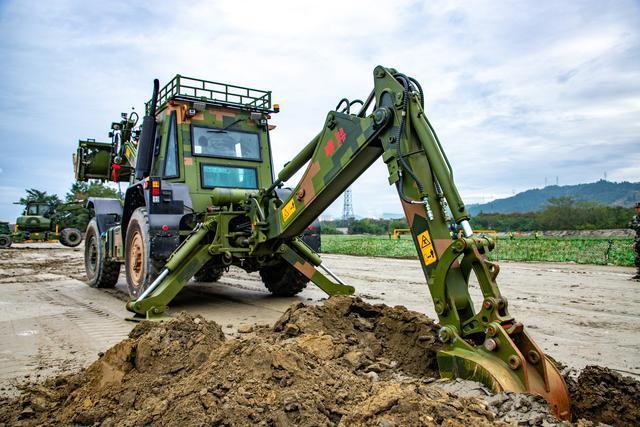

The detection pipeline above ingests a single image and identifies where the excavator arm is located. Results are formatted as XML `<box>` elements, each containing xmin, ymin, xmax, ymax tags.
<box><xmin>126</xmin><ymin>66</ymin><xmax>570</xmax><ymax>419</ymax></box>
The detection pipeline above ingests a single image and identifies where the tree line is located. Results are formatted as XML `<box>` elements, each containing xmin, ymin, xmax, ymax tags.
<box><xmin>16</xmin><ymin>188</ymin><xmax>633</xmax><ymax>234</ymax></box>
<box><xmin>473</xmin><ymin>197</ymin><xmax>634</xmax><ymax>231</ymax></box>
<box><xmin>322</xmin><ymin>197</ymin><xmax>635</xmax><ymax>234</ymax></box>
<box><xmin>15</xmin><ymin>182</ymin><xmax>120</xmax><ymax>208</ymax></box>
<box><xmin>321</xmin><ymin>218</ymin><xmax>409</xmax><ymax>235</ymax></box>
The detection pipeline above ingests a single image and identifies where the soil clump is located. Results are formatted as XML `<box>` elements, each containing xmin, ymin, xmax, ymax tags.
<box><xmin>567</xmin><ymin>365</ymin><xmax>640</xmax><ymax>425</ymax></box>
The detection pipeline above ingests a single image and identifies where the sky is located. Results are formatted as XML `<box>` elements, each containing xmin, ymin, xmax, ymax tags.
<box><xmin>0</xmin><ymin>0</ymin><xmax>638</xmax><ymax>220</ymax></box>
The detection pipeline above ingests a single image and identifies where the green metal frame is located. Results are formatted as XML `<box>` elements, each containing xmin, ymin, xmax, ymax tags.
<box><xmin>146</xmin><ymin>75</ymin><xmax>273</xmax><ymax>115</ymax></box>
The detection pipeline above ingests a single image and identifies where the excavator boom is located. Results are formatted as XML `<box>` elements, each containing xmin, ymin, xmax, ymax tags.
<box><xmin>125</xmin><ymin>66</ymin><xmax>570</xmax><ymax>419</ymax></box>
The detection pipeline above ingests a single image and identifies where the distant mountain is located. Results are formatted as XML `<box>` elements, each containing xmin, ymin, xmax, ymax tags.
<box><xmin>468</xmin><ymin>180</ymin><xmax>640</xmax><ymax>215</ymax></box>
<box><xmin>381</xmin><ymin>212</ymin><xmax>404</xmax><ymax>219</ymax></box>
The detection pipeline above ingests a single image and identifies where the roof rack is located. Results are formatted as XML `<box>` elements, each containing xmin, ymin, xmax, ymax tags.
<box><xmin>146</xmin><ymin>75</ymin><xmax>272</xmax><ymax>114</ymax></box>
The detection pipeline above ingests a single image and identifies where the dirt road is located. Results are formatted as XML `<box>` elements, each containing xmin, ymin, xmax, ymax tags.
<box><xmin>1</xmin><ymin>243</ymin><xmax>638</xmax><ymax>395</ymax></box>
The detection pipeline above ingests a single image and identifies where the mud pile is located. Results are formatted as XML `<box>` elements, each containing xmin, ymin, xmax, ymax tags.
<box><xmin>567</xmin><ymin>366</ymin><xmax>640</xmax><ymax>425</ymax></box>
<box><xmin>0</xmin><ymin>296</ymin><xmax>638</xmax><ymax>426</ymax></box>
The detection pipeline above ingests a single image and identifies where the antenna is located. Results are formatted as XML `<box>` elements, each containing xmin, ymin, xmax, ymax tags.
<box><xmin>342</xmin><ymin>188</ymin><xmax>355</xmax><ymax>221</ymax></box>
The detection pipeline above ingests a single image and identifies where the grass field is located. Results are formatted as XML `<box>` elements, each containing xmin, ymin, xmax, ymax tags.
<box><xmin>321</xmin><ymin>234</ymin><xmax>635</xmax><ymax>266</ymax></box>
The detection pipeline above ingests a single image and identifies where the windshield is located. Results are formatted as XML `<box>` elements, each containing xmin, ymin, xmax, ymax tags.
<box><xmin>201</xmin><ymin>164</ymin><xmax>257</xmax><ymax>189</ymax></box>
<box><xmin>192</xmin><ymin>127</ymin><xmax>260</xmax><ymax>161</ymax></box>
<box><xmin>27</xmin><ymin>204</ymin><xmax>49</xmax><ymax>216</ymax></box>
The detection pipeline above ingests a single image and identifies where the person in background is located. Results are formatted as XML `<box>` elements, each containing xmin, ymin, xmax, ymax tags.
<box><xmin>629</xmin><ymin>202</ymin><xmax>640</xmax><ymax>281</ymax></box>
<box><xmin>449</xmin><ymin>222</ymin><xmax>459</xmax><ymax>240</ymax></box>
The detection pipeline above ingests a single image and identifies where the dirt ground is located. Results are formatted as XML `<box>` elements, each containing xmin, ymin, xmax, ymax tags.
<box><xmin>0</xmin><ymin>243</ymin><xmax>639</xmax><ymax>424</ymax></box>
<box><xmin>0</xmin><ymin>298</ymin><xmax>638</xmax><ymax>426</ymax></box>
<box><xmin>1</xmin><ymin>243</ymin><xmax>639</xmax><ymax>392</ymax></box>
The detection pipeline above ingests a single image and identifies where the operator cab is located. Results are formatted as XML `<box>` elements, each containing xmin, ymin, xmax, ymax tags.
<box><xmin>147</xmin><ymin>76</ymin><xmax>277</xmax><ymax>213</ymax></box>
<box><xmin>24</xmin><ymin>203</ymin><xmax>52</xmax><ymax>217</ymax></box>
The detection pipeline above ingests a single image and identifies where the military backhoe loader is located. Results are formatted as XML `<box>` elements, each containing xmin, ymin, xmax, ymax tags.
<box><xmin>74</xmin><ymin>67</ymin><xmax>570</xmax><ymax>419</ymax></box>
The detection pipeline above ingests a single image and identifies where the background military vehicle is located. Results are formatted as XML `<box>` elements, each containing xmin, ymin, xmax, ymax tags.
<box><xmin>0</xmin><ymin>221</ymin><xmax>10</xmax><ymax>248</ymax></box>
<box><xmin>0</xmin><ymin>202</ymin><xmax>86</xmax><ymax>248</ymax></box>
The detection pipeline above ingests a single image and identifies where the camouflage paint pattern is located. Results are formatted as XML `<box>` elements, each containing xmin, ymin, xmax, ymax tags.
<box><xmin>82</xmin><ymin>69</ymin><xmax>569</xmax><ymax>416</ymax></box>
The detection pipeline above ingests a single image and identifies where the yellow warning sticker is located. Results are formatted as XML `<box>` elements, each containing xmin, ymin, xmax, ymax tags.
<box><xmin>281</xmin><ymin>198</ymin><xmax>297</xmax><ymax>223</ymax></box>
<box><xmin>417</xmin><ymin>229</ymin><xmax>437</xmax><ymax>266</ymax></box>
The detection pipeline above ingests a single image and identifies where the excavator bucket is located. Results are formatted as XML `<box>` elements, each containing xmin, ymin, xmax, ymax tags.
<box><xmin>438</xmin><ymin>334</ymin><xmax>571</xmax><ymax>419</ymax></box>
<box><xmin>428</xmin><ymin>236</ymin><xmax>571</xmax><ymax>420</ymax></box>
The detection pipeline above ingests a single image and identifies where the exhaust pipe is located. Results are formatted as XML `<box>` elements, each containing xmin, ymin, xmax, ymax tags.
<box><xmin>135</xmin><ymin>79</ymin><xmax>160</xmax><ymax>180</ymax></box>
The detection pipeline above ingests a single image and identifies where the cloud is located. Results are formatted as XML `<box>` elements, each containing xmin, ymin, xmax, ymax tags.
<box><xmin>0</xmin><ymin>0</ymin><xmax>638</xmax><ymax>221</ymax></box>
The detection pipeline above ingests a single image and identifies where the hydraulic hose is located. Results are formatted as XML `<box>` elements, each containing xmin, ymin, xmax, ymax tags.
<box><xmin>335</xmin><ymin>98</ymin><xmax>364</xmax><ymax>115</ymax></box>
<box><xmin>335</xmin><ymin>98</ymin><xmax>351</xmax><ymax>114</ymax></box>
<box><xmin>357</xmin><ymin>90</ymin><xmax>375</xmax><ymax>117</ymax></box>
<box><xmin>129</xmin><ymin>111</ymin><xmax>139</xmax><ymax>126</ymax></box>
<box><xmin>393</xmin><ymin>73</ymin><xmax>426</xmax><ymax>198</ymax></box>
<box><xmin>408</xmin><ymin>76</ymin><xmax>424</xmax><ymax>108</ymax></box>
<box><xmin>348</xmin><ymin>99</ymin><xmax>364</xmax><ymax>111</ymax></box>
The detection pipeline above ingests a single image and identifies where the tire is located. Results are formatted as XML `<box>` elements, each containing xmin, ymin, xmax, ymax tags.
<box><xmin>85</xmin><ymin>219</ymin><xmax>120</xmax><ymax>288</ymax></box>
<box><xmin>59</xmin><ymin>228</ymin><xmax>83</xmax><ymax>247</ymax></box>
<box><xmin>194</xmin><ymin>261</ymin><xmax>224</xmax><ymax>282</ymax></box>
<box><xmin>259</xmin><ymin>262</ymin><xmax>308</xmax><ymax>296</ymax></box>
<box><xmin>125</xmin><ymin>207</ymin><xmax>161</xmax><ymax>299</ymax></box>
<box><xmin>0</xmin><ymin>234</ymin><xmax>11</xmax><ymax>249</ymax></box>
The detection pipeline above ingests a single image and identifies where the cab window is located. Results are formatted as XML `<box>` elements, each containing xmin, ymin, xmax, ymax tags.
<box><xmin>192</xmin><ymin>127</ymin><xmax>260</xmax><ymax>161</ymax></box>
<box><xmin>163</xmin><ymin>111</ymin><xmax>179</xmax><ymax>178</ymax></box>
<box><xmin>27</xmin><ymin>204</ymin><xmax>49</xmax><ymax>216</ymax></box>
<box><xmin>201</xmin><ymin>164</ymin><xmax>257</xmax><ymax>189</ymax></box>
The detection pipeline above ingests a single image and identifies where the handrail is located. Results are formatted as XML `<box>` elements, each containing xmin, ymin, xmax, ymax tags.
<box><xmin>146</xmin><ymin>75</ymin><xmax>272</xmax><ymax>114</ymax></box>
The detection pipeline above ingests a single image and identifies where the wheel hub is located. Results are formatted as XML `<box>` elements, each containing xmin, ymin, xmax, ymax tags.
<box><xmin>87</xmin><ymin>237</ymin><xmax>98</xmax><ymax>274</ymax></box>
<box><xmin>129</xmin><ymin>232</ymin><xmax>144</xmax><ymax>287</ymax></box>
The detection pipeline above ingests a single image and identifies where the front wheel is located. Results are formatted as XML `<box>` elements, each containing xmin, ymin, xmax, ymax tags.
<box><xmin>125</xmin><ymin>208</ymin><xmax>161</xmax><ymax>299</ymax></box>
<box><xmin>259</xmin><ymin>262</ymin><xmax>309</xmax><ymax>296</ymax></box>
<box><xmin>85</xmin><ymin>219</ymin><xmax>120</xmax><ymax>288</ymax></box>
<box><xmin>0</xmin><ymin>234</ymin><xmax>12</xmax><ymax>249</ymax></box>
<box><xmin>59</xmin><ymin>228</ymin><xmax>83</xmax><ymax>247</ymax></box>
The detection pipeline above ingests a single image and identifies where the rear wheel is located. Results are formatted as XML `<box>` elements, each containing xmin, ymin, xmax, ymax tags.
<box><xmin>0</xmin><ymin>234</ymin><xmax>12</xmax><ymax>249</ymax></box>
<box><xmin>194</xmin><ymin>261</ymin><xmax>224</xmax><ymax>282</ymax></box>
<box><xmin>125</xmin><ymin>208</ymin><xmax>161</xmax><ymax>299</ymax></box>
<box><xmin>59</xmin><ymin>228</ymin><xmax>83</xmax><ymax>247</ymax></box>
<box><xmin>260</xmin><ymin>262</ymin><xmax>309</xmax><ymax>296</ymax></box>
<box><xmin>85</xmin><ymin>219</ymin><xmax>120</xmax><ymax>288</ymax></box>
